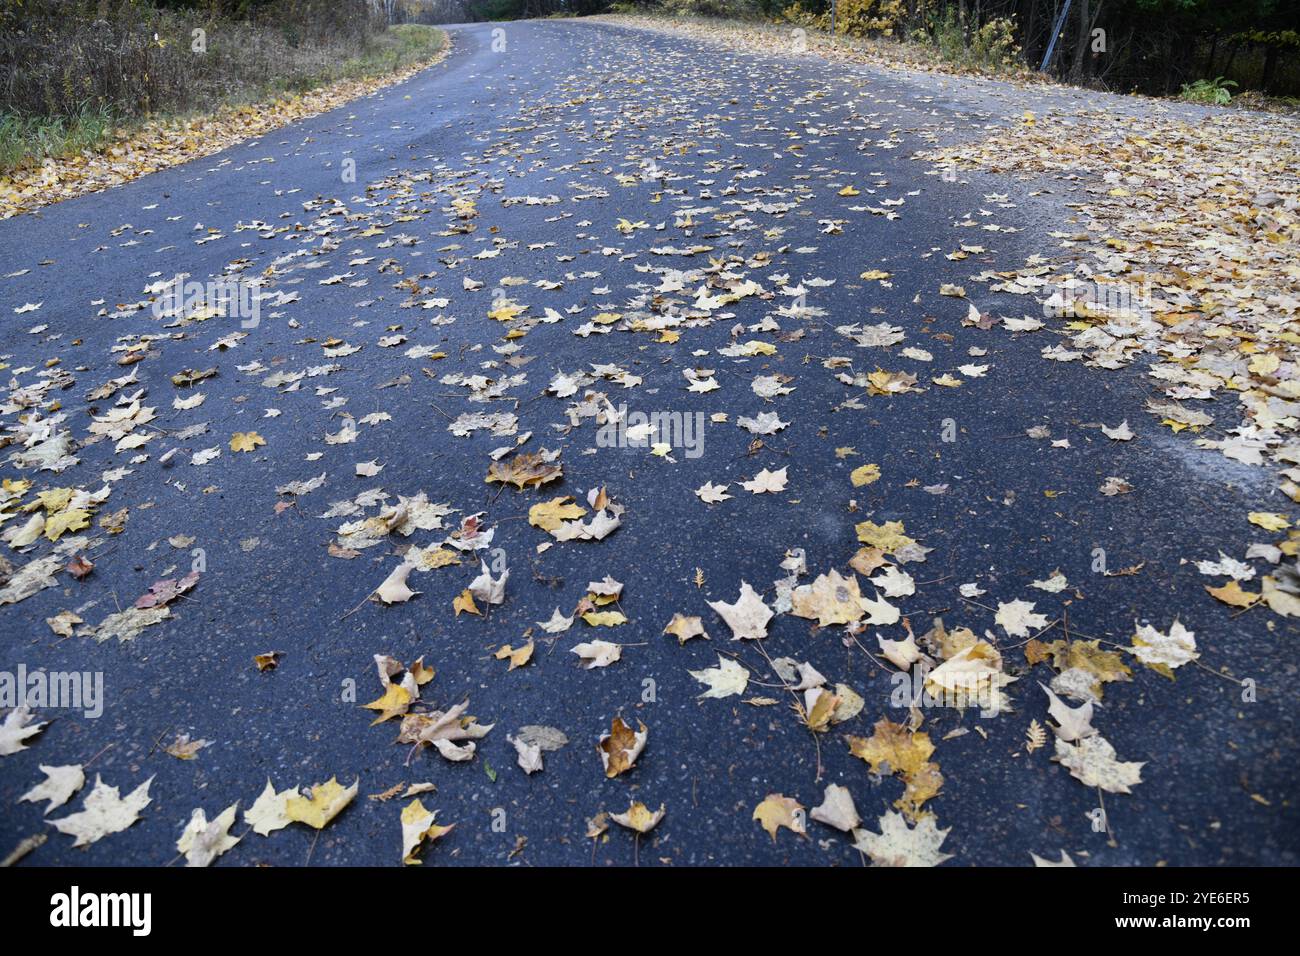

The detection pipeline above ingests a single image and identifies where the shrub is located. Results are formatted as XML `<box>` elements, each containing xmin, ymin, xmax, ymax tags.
<box><xmin>830</xmin><ymin>0</ymin><xmax>906</xmax><ymax>37</ymax></box>
<box><xmin>968</xmin><ymin>16</ymin><xmax>1019</xmax><ymax>71</ymax></box>
<box><xmin>1179</xmin><ymin>76</ymin><xmax>1238</xmax><ymax>105</ymax></box>
<box><xmin>660</xmin><ymin>0</ymin><xmax>759</xmax><ymax>18</ymax></box>
<box><xmin>0</xmin><ymin>0</ymin><xmax>381</xmax><ymax>119</ymax></box>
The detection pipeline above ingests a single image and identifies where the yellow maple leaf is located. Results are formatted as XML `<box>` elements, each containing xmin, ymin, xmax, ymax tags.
<box><xmin>43</xmin><ymin>508</ymin><xmax>91</xmax><ymax>542</ymax></box>
<box><xmin>35</xmin><ymin>487</ymin><xmax>73</xmax><ymax>513</ymax></box>
<box><xmin>1205</xmin><ymin>580</ymin><xmax>1259</xmax><ymax>608</ymax></box>
<box><xmin>285</xmin><ymin>777</ymin><xmax>358</xmax><ymax>829</ymax></box>
<box><xmin>364</xmin><ymin>684</ymin><xmax>412</xmax><ymax>725</ymax></box>
<box><xmin>582</xmin><ymin>610</ymin><xmax>627</xmax><ymax>627</ymax></box>
<box><xmin>850</xmin><ymin>463</ymin><xmax>881</xmax><ymax>487</ymax></box>
<box><xmin>401</xmin><ymin>798</ymin><xmax>453</xmax><ymax>865</ymax></box>
<box><xmin>1248</xmin><ymin>512</ymin><xmax>1290</xmax><ymax>531</ymax></box>
<box><xmin>753</xmin><ymin>793</ymin><xmax>805</xmax><ymax>840</ymax></box>
<box><xmin>855</xmin><ymin>519</ymin><xmax>914</xmax><ymax>554</ymax></box>
<box><xmin>866</xmin><ymin>369</ymin><xmax>918</xmax><ymax>395</ymax></box>
<box><xmin>848</xmin><ymin>719</ymin><xmax>944</xmax><ymax>820</ymax></box>
<box><xmin>494</xmin><ymin>641</ymin><xmax>534</xmax><ymax>670</ymax></box>
<box><xmin>1044</xmin><ymin>639</ymin><xmax>1132</xmax><ymax>699</ymax></box>
<box><xmin>414</xmin><ymin>547</ymin><xmax>460</xmax><ymax>570</ymax></box>
<box><xmin>453</xmin><ymin>589</ymin><xmax>480</xmax><ymax>617</ymax></box>
<box><xmin>849</xmin><ymin>719</ymin><xmax>935</xmax><ymax>777</ymax></box>
<box><xmin>599</xmin><ymin>717</ymin><xmax>647</xmax><ymax>778</ymax></box>
<box><xmin>791</xmin><ymin>569</ymin><xmax>865</xmax><ymax>628</ymax></box>
<box><xmin>230</xmin><ymin>431</ymin><xmax>265</xmax><ymax>452</ymax></box>
<box><xmin>487</xmin><ymin>301</ymin><xmax>526</xmax><ymax>322</ymax></box>
<box><xmin>409</xmin><ymin>657</ymin><xmax>435</xmax><ymax>686</ymax></box>
<box><xmin>663</xmin><ymin>613</ymin><xmax>706</xmax><ymax>644</ymax></box>
<box><xmin>528</xmin><ymin>496</ymin><xmax>586</xmax><ymax>532</ymax></box>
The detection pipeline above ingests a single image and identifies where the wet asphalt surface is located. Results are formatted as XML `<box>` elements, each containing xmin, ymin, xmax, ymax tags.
<box><xmin>0</xmin><ymin>19</ymin><xmax>1295</xmax><ymax>867</ymax></box>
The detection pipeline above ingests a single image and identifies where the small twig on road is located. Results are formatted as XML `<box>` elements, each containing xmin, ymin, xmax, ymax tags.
<box><xmin>147</xmin><ymin>726</ymin><xmax>173</xmax><ymax>759</ymax></box>
<box><xmin>914</xmin><ymin>574</ymin><xmax>953</xmax><ymax>587</ymax></box>
<box><xmin>81</xmin><ymin>742</ymin><xmax>114</xmax><ymax>769</ymax></box>
<box><xmin>339</xmin><ymin>589</ymin><xmax>375</xmax><ymax>621</ymax></box>
<box><xmin>1229</xmin><ymin>599</ymin><xmax>1262</xmax><ymax>619</ymax></box>
<box><xmin>752</xmin><ymin>639</ymin><xmax>824</xmax><ymax>783</ymax></box>
<box><xmin>847</xmin><ymin>630</ymin><xmax>892</xmax><ymax>671</ymax></box>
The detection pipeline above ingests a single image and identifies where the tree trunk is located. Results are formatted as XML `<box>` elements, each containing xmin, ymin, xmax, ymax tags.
<box><xmin>1070</xmin><ymin>0</ymin><xmax>1091</xmax><ymax>82</ymax></box>
<box><xmin>1262</xmin><ymin>44</ymin><xmax>1280</xmax><ymax>93</ymax></box>
<box><xmin>1024</xmin><ymin>0</ymin><xmax>1038</xmax><ymax>63</ymax></box>
<box><xmin>1223</xmin><ymin>42</ymin><xmax>1238</xmax><ymax>78</ymax></box>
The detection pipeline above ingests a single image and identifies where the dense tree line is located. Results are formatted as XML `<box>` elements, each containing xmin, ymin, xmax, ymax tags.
<box><xmin>433</xmin><ymin>0</ymin><xmax>1300</xmax><ymax>96</ymax></box>
<box><xmin>3</xmin><ymin>0</ymin><xmax>1294</xmax><ymax>96</ymax></box>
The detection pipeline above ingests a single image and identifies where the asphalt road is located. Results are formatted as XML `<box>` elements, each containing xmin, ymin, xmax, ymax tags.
<box><xmin>0</xmin><ymin>19</ymin><xmax>1295</xmax><ymax>867</ymax></box>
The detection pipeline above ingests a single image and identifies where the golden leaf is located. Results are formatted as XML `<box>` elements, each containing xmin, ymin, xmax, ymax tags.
<box><xmin>494</xmin><ymin>641</ymin><xmax>534</xmax><ymax>670</ymax></box>
<box><xmin>1205</xmin><ymin>580</ymin><xmax>1259</xmax><ymax>608</ymax></box>
<box><xmin>581</xmin><ymin>610</ymin><xmax>627</xmax><ymax>627</ymax></box>
<box><xmin>364</xmin><ymin>684</ymin><xmax>412</xmax><ymax>725</ymax></box>
<box><xmin>229</xmin><ymin>431</ymin><xmax>265</xmax><ymax>453</ymax></box>
<box><xmin>527</xmin><ymin>496</ymin><xmax>586</xmax><ymax>531</ymax></box>
<box><xmin>850</xmin><ymin>463</ymin><xmax>881</xmax><ymax>486</ymax></box>
<box><xmin>452</xmin><ymin>589</ymin><xmax>480</xmax><ymax>616</ymax></box>
<box><xmin>753</xmin><ymin>793</ymin><xmax>806</xmax><ymax>840</ymax></box>
<box><xmin>285</xmin><ymin>777</ymin><xmax>358</xmax><ymax>829</ymax></box>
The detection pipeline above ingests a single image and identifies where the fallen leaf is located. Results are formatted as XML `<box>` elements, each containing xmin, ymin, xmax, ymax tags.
<box><xmin>753</xmin><ymin>793</ymin><xmax>806</xmax><ymax>840</ymax></box>
<box><xmin>285</xmin><ymin>777</ymin><xmax>358</xmax><ymax>829</ymax></box>
<box><xmin>400</xmin><ymin>798</ymin><xmax>453</xmax><ymax>865</ymax></box>
<box><xmin>689</xmin><ymin>655</ymin><xmax>750</xmax><ymax>699</ymax></box>
<box><xmin>708</xmin><ymin>580</ymin><xmax>773</xmax><ymax>640</ymax></box>
<box><xmin>598</xmin><ymin>717</ymin><xmax>647</xmax><ymax>778</ymax></box>
<box><xmin>177</xmin><ymin>802</ymin><xmax>241</xmax><ymax>867</ymax></box>
<box><xmin>19</xmin><ymin>764</ymin><xmax>85</xmax><ymax>813</ymax></box>
<box><xmin>611</xmin><ymin>801</ymin><xmax>664</xmax><ymax>834</ymax></box>
<box><xmin>852</xmin><ymin>811</ymin><xmax>953</xmax><ymax>867</ymax></box>
<box><xmin>571</xmin><ymin>640</ymin><xmax>622</xmax><ymax>668</ymax></box>
<box><xmin>50</xmin><ymin>775</ymin><xmax>153</xmax><ymax>847</ymax></box>
<box><xmin>229</xmin><ymin>431</ymin><xmax>266</xmax><ymax>453</ymax></box>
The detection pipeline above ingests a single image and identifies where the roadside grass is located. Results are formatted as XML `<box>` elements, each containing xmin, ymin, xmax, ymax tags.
<box><xmin>293</xmin><ymin>23</ymin><xmax>447</xmax><ymax>90</ymax></box>
<box><xmin>0</xmin><ymin>107</ymin><xmax>118</xmax><ymax>175</ymax></box>
<box><xmin>0</xmin><ymin>25</ymin><xmax>445</xmax><ymax>177</ymax></box>
<box><xmin>603</xmin><ymin>10</ymin><xmax>1038</xmax><ymax>82</ymax></box>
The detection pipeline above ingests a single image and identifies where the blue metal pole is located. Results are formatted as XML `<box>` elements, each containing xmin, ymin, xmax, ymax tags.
<box><xmin>1039</xmin><ymin>0</ymin><xmax>1074</xmax><ymax>74</ymax></box>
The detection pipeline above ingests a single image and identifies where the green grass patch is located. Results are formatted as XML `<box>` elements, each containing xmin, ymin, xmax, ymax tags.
<box><xmin>328</xmin><ymin>24</ymin><xmax>447</xmax><ymax>86</ymax></box>
<box><xmin>0</xmin><ymin>106</ymin><xmax>119</xmax><ymax>174</ymax></box>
